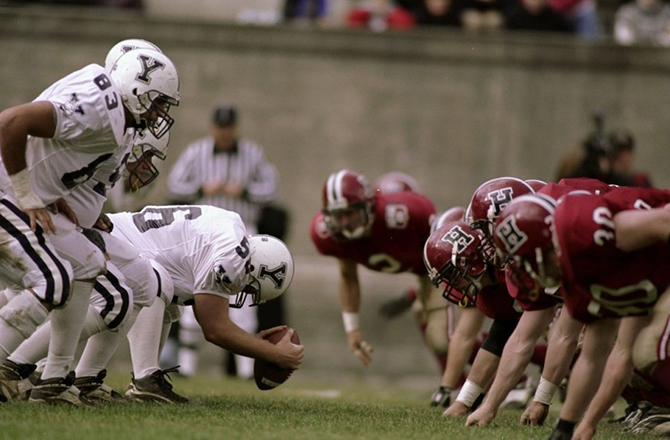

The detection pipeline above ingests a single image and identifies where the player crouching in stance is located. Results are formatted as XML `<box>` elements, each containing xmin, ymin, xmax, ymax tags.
<box><xmin>310</xmin><ymin>169</ymin><xmax>449</xmax><ymax>369</ymax></box>
<box><xmin>0</xmin><ymin>205</ymin><xmax>304</xmax><ymax>404</ymax></box>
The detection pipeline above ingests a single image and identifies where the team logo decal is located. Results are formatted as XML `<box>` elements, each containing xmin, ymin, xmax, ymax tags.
<box><xmin>258</xmin><ymin>263</ymin><xmax>288</xmax><ymax>289</ymax></box>
<box><xmin>441</xmin><ymin>225</ymin><xmax>474</xmax><ymax>251</ymax></box>
<box><xmin>495</xmin><ymin>216</ymin><xmax>527</xmax><ymax>254</ymax></box>
<box><xmin>136</xmin><ymin>54</ymin><xmax>165</xmax><ymax>84</ymax></box>
<box><xmin>385</xmin><ymin>204</ymin><xmax>409</xmax><ymax>229</ymax></box>
<box><xmin>214</xmin><ymin>265</ymin><xmax>231</xmax><ymax>285</ymax></box>
<box><xmin>486</xmin><ymin>188</ymin><xmax>514</xmax><ymax>218</ymax></box>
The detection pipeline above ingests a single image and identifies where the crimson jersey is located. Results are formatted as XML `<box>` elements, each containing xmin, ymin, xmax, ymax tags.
<box><xmin>476</xmin><ymin>268</ymin><xmax>523</xmax><ymax>320</ymax></box>
<box><xmin>554</xmin><ymin>188</ymin><xmax>670</xmax><ymax>322</ymax></box>
<box><xmin>310</xmin><ymin>192</ymin><xmax>435</xmax><ymax>275</ymax></box>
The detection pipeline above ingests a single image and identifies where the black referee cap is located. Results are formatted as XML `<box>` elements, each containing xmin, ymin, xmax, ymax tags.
<box><xmin>212</xmin><ymin>104</ymin><xmax>237</xmax><ymax>127</ymax></box>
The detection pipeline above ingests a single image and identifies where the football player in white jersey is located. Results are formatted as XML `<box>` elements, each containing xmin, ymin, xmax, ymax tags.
<box><xmin>109</xmin><ymin>206</ymin><xmax>303</xmax><ymax>398</ymax></box>
<box><xmin>0</xmin><ymin>42</ymin><xmax>179</xmax><ymax>405</ymax></box>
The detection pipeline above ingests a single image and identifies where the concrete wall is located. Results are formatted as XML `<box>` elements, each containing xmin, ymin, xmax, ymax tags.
<box><xmin>1</xmin><ymin>7</ymin><xmax>669</xmax><ymax>383</ymax></box>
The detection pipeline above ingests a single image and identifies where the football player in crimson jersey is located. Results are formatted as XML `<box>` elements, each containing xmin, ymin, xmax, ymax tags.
<box><xmin>0</xmin><ymin>43</ymin><xmax>179</xmax><ymax>405</ymax></box>
<box><xmin>310</xmin><ymin>169</ymin><xmax>448</xmax><ymax>368</ymax></box>
<box><xmin>466</xmin><ymin>179</ymin><xmax>612</xmax><ymax>427</ymax></box>
<box><xmin>494</xmin><ymin>187</ymin><xmax>670</xmax><ymax>440</ymax></box>
<box><xmin>424</xmin><ymin>220</ymin><xmax>528</xmax><ymax>418</ymax></box>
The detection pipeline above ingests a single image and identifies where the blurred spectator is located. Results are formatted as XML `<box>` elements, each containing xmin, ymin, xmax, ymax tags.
<box><xmin>506</xmin><ymin>0</ymin><xmax>574</xmax><ymax>32</ymax></box>
<box><xmin>346</xmin><ymin>0</ymin><xmax>416</xmax><ymax>31</ymax></box>
<box><xmin>283</xmin><ymin>0</ymin><xmax>330</xmax><ymax>26</ymax></box>
<box><xmin>555</xmin><ymin>109</ymin><xmax>611</xmax><ymax>182</ymax></box>
<box><xmin>614</xmin><ymin>0</ymin><xmax>670</xmax><ymax>46</ymax></box>
<box><xmin>549</xmin><ymin>0</ymin><xmax>600</xmax><ymax>39</ymax></box>
<box><xmin>606</xmin><ymin>129</ymin><xmax>653</xmax><ymax>187</ymax></box>
<box><xmin>411</xmin><ymin>0</ymin><xmax>463</xmax><ymax>26</ymax></box>
<box><xmin>460</xmin><ymin>0</ymin><xmax>512</xmax><ymax>32</ymax></box>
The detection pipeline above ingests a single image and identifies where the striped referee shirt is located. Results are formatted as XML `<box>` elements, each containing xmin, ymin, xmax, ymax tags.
<box><xmin>167</xmin><ymin>136</ymin><xmax>278</xmax><ymax>227</ymax></box>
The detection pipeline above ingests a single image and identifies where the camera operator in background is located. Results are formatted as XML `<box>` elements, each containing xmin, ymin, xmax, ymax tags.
<box><xmin>555</xmin><ymin>109</ymin><xmax>653</xmax><ymax>187</ymax></box>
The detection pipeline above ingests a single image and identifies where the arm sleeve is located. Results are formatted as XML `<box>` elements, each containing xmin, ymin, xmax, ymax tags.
<box><xmin>168</xmin><ymin>146</ymin><xmax>202</xmax><ymax>202</ymax></box>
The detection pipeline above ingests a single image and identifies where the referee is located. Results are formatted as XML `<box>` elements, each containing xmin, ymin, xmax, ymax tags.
<box><xmin>166</xmin><ymin>103</ymin><xmax>279</xmax><ymax>379</ymax></box>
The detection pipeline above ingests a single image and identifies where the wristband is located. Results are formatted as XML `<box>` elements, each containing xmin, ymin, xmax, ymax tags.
<box><xmin>342</xmin><ymin>311</ymin><xmax>359</xmax><ymax>333</ymax></box>
<box><xmin>9</xmin><ymin>168</ymin><xmax>44</xmax><ymax>211</ymax></box>
<box><xmin>455</xmin><ymin>379</ymin><xmax>483</xmax><ymax>407</ymax></box>
<box><xmin>533</xmin><ymin>377</ymin><xmax>558</xmax><ymax>405</ymax></box>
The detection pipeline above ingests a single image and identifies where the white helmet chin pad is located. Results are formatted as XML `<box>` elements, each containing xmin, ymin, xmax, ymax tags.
<box><xmin>229</xmin><ymin>235</ymin><xmax>294</xmax><ymax>308</ymax></box>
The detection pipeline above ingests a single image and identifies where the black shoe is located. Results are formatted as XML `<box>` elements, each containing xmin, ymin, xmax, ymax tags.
<box><xmin>74</xmin><ymin>369</ymin><xmax>124</xmax><ymax>403</ymax></box>
<box><xmin>125</xmin><ymin>366</ymin><xmax>189</xmax><ymax>404</ymax></box>
<box><xmin>430</xmin><ymin>386</ymin><xmax>452</xmax><ymax>408</ymax></box>
<box><xmin>378</xmin><ymin>291</ymin><xmax>415</xmax><ymax>319</ymax></box>
<box><xmin>0</xmin><ymin>360</ymin><xmax>37</xmax><ymax>402</ymax></box>
<box><xmin>29</xmin><ymin>371</ymin><xmax>94</xmax><ymax>407</ymax></box>
<box><xmin>548</xmin><ymin>428</ymin><xmax>572</xmax><ymax>440</ymax></box>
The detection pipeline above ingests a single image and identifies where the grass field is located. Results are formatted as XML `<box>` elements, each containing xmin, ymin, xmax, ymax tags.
<box><xmin>0</xmin><ymin>373</ymin><xmax>658</xmax><ymax>440</ymax></box>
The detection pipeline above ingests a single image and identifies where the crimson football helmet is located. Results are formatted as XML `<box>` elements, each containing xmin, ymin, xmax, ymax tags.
<box><xmin>465</xmin><ymin>177</ymin><xmax>535</xmax><ymax>266</ymax></box>
<box><xmin>431</xmin><ymin>206</ymin><xmax>466</xmax><ymax>234</ymax></box>
<box><xmin>525</xmin><ymin>179</ymin><xmax>548</xmax><ymax>192</ymax></box>
<box><xmin>493</xmin><ymin>194</ymin><xmax>559</xmax><ymax>295</ymax></box>
<box><xmin>322</xmin><ymin>169</ymin><xmax>375</xmax><ymax>239</ymax></box>
<box><xmin>374</xmin><ymin>171</ymin><xmax>421</xmax><ymax>195</ymax></box>
<box><xmin>423</xmin><ymin>220</ymin><xmax>489</xmax><ymax>306</ymax></box>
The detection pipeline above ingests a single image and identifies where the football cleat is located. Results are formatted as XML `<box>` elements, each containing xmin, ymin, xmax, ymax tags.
<box><xmin>29</xmin><ymin>371</ymin><xmax>94</xmax><ymax>407</ymax></box>
<box><xmin>430</xmin><ymin>386</ymin><xmax>452</xmax><ymax>408</ymax></box>
<box><xmin>74</xmin><ymin>369</ymin><xmax>124</xmax><ymax>403</ymax></box>
<box><xmin>627</xmin><ymin>404</ymin><xmax>670</xmax><ymax>434</ymax></box>
<box><xmin>125</xmin><ymin>367</ymin><xmax>189</xmax><ymax>404</ymax></box>
<box><xmin>378</xmin><ymin>290</ymin><xmax>416</xmax><ymax>319</ymax></box>
<box><xmin>0</xmin><ymin>360</ymin><xmax>37</xmax><ymax>402</ymax></box>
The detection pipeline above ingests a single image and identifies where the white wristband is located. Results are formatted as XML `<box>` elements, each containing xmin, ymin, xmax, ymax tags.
<box><xmin>9</xmin><ymin>168</ymin><xmax>44</xmax><ymax>211</ymax></box>
<box><xmin>342</xmin><ymin>312</ymin><xmax>359</xmax><ymax>333</ymax></box>
<box><xmin>455</xmin><ymin>379</ymin><xmax>483</xmax><ymax>407</ymax></box>
<box><xmin>533</xmin><ymin>377</ymin><xmax>558</xmax><ymax>405</ymax></box>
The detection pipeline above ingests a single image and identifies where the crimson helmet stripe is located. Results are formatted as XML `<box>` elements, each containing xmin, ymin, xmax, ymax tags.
<box><xmin>512</xmin><ymin>194</ymin><xmax>557</xmax><ymax>214</ymax></box>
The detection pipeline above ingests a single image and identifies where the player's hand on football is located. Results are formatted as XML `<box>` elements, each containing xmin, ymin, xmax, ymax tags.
<box><xmin>48</xmin><ymin>198</ymin><xmax>79</xmax><ymax>226</ymax></box>
<box><xmin>466</xmin><ymin>403</ymin><xmax>496</xmax><ymax>426</ymax></box>
<box><xmin>442</xmin><ymin>401</ymin><xmax>470</xmax><ymax>418</ymax></box>
<box><xmin>257</xmin><ymin>325</ymin><xmax>288</xmax><ymax>340</ymax></box>
<box><xmin>274</xmin><ymin>328</ymin><xmax>304</xmax><ymax>370</ymax></box>
<box><xmin>347</xmin><ymin>330</ymin><xmax>373</xmax><ymax>366</ymax></box>
<box><xmin>519</xmin><ymin>401</ymin><xmax>549</xmax><ymax>426</ymax></box>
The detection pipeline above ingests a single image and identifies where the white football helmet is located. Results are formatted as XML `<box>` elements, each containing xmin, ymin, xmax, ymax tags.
<box><xmin>104</xmin><ymin>38</ymin><xmax>162</xmax><ymax>72</ymax></box>
<box><xmin>125</xmin><ymin>130</ymin><xmax>170</xmax><ymax>191</ymax></box>
<box><xmin>230</xmin><ymin>235</ymin><xmax>295</xmax><ymax>308</ymax></box>
<box><xmin>109</xmin><ymin>48</ymin><xmax>180</xmax><ymax>139</ymax></box>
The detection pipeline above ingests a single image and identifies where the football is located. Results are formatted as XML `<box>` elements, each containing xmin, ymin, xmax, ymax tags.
<box><xmin>254</xmin><ymin>327</ymin><xmax>301</xmax><ymax>391</ymax></box>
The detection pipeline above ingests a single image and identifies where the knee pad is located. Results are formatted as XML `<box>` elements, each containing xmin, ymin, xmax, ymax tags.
<box><xmin>0</xmin><ymin>291</ymin><xmax>49</xmax><ymax>338</ymax></box>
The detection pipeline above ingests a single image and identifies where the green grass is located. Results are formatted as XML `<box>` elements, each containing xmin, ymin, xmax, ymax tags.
<box><xmin>0</xmin><ymin>374</ymin><xmax>658</xmax><ymax>440</ymax></box>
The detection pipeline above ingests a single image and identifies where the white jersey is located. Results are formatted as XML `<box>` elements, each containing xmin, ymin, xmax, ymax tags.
<box><xmin>65</xmin><ymin>138</ymin><xmax>133</xmax><ymax>228</ymax></box>
<box><xmin>108</xmin><ymin>205</ymin><xmax>250</xmax><ymax>305</ymax></box>
<box><xmin>0</xmin><ymin>64</ymin><xmax>131</xmax><ymax>205</ymax></box>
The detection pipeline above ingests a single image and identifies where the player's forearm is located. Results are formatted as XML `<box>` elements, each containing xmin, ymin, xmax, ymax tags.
<box><xmin>614</xmin><ymin>206</ymin><xmax>670</xmax><ymax>252</ymax></box>
<box><xmin>466</xmin><ymin>349</ymin><xmax>500</xmax><ymax>392</ymax></box>
<box><xmin>581</xmin><ymin>347</ymin><xmax>634</xmax><ymax>428</ymax></box>
<box><xmin>541</xmin><ymin>317</ymin><xmax>581</xmax><ymax>386</ymax></box>
<box><xmin>560</xmin><ymin>319</ymin><xmax>618</xmax><ymax>422</ymax></box>
<box><xmin>483</xmin><ymin>333</ymin><xmax>536</xmax><ymax>409</ymax></box>
<box><xmin>441</xmin><ymin>327</ymin><xmax>478</xmax><ymax>387</ymax></box>
<box><xmin>202</xmin><ymin>318</ymin><xmax>279</xmax><ymax>363</ymax></box>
